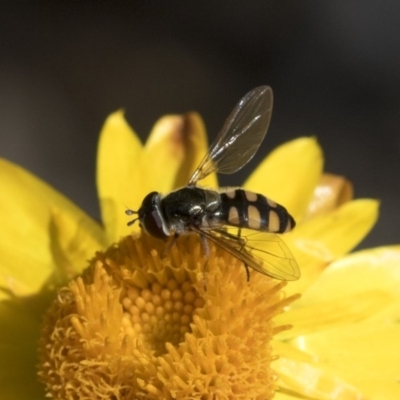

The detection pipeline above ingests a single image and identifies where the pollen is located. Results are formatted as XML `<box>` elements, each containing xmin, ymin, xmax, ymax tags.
<box><xmin>37</xmin><ymin>233</ymin><xmax>298</xmax><ymax>399</ymax></box>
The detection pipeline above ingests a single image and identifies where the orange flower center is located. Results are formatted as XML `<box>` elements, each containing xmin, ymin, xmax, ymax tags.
<box><xmin>121</xmin><ymin>279</ymin><xmax>204</xmax><ymax>356</ymax></box>
<box><xmin>38</xmin><ymin>233</ymin><xmax>298</xmax><ymax>399</ymax></box>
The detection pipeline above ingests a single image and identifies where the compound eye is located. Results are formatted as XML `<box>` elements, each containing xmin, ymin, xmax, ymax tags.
<box><xmin>143</xmin><ymin>210</ymin><xmax>169</xmax><ymax>239</ymax></box>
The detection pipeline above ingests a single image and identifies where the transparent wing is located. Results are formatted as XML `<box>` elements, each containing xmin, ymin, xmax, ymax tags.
<box><xmin>189</xmin><ymin>86</ymin><xmax>273</xmax><ymax>185</ymax></box>
<box><xmin>194</xmin><ymin>227</ymin><xmax>300</xmax><ymax>281</ymax></box>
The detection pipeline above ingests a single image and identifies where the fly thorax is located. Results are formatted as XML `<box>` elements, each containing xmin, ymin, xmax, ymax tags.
<box><xmin>160</xmin><ymin>187</ymin><xmax>207</xmax><ymax>233</ymax></box>
<box><xmin>197</xmin><ymin>189</ymin><xmax>223</xmax><ymax>228</ymax></box>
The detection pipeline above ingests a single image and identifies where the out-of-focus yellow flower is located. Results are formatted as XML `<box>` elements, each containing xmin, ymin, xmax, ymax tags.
<box><xmin>242</xmin><ymin>135</ymin><xmax>400</xmax><ymax>399</ymax></box>
<box><xmin>0</xmin><ymin>111</ymin><xmax>398</xmax><ymax>399</ymax></box>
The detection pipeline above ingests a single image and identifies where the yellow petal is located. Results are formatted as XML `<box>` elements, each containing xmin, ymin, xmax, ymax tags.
<box><xmin>274</xmin><ymin>392</ymin><xmax>302</xmax><ymax>400</ymax></box>
<box><xmin>295</xmin><ymin>199</ymin><xmax>380</xmax><ymax>259</ymax></box>
<box><xmin>244</xmin><ymin>137</ymin><xmax>323</xmax><ymax>221</ymax></box>
<box><xmin>145</xmin><ymin>112</ymin><xmax>217</xmax><ymax>191</ymax></box>
<box><xmin>304</xmin><ymin>173</ymin><xmax>353</xmax><ymax>219</ymax></box>
<box><xmin>288</xmin><ymin>318</ymin><xmax>400</xmax><ymax>399</ymax></box>
<box><xmin>145</xmin><ymin>114</ymin><xmax>186</xmax><ymax>193</ymax></box>
<box><xmin>0</xmin><ymin>158</ymin><xmax>103</xmax><ymax>297</ymax></box>
<box><xmin>97</xmin><ymin>111</ymin><xmax>150</xmax><ymax>242</ymax></box>
<box><xmin>278</xmin><ymin>247</ymin><xmax>400</xmax><ymax>398</ymax></box>
<box><xmin>285</xmin><ymin>199</ymin><xmax>379</xmax><ymax>294</ymax></box>
<box><xmin>0</xmin><ymin>297</ymin><xmax>48</xmax><ymax>398</ymax></box>
<box><xmin>49</xmin><ymin>207</ymin><xmax>105</xmax><ymax>280</ymax></box>
<box><xmin>274</xmin><ymin>358</ymin><xmax>368</xmax><ymax>400</ymax></box>
<box><xmin>276</xmin><ymin>290</ymin><xmax>394</xmax><ymax>340</ymax></box>
<box><xmin>300</xmin><ymin>245</ymin><xmax>400</xmax><ymax>303</ymax></box>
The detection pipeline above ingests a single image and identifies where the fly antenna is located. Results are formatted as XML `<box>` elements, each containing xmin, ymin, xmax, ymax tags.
<box><xmin>125</xmin><ymin>208</ymin><xmax>139</xmax><ymax>226</ymax></box>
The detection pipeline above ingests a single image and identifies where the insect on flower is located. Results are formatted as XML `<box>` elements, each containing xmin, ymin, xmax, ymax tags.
<box><xmin>126</xmin><ymin>86</ymin><xmax>300</xmax><ymax>281</ymax></box>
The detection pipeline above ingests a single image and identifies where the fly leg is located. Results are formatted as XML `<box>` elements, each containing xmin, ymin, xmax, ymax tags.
<box><xmin>199</xmin><ymin>234</ymin><xmax>210</xmax><ymax>291</ymax></box>
<box><xmin>214</xmin><ymin>228</ymin><xmax>251</xmax><ymax>282</ymax></box>
<box><xmin>237</xmin><ymin>228</ymin><xmax>250</xmax><ymax>282</ymax></box>
<box><xmin>162</xmin><ymin>233</ymin><xmax>179</xmax><ymax>257</ymax></box>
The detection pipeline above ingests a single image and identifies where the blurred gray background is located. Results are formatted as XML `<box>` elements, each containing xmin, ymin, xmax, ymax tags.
<box><xmin>1</xmin><ymin>1</ymin><xmax>399</xmax><ymax>249</ymax></box>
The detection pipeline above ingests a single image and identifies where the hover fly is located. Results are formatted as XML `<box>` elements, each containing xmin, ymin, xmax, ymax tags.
<box><xmin>126</xmin><ymin>86</ymin><xmax>300</xmax><ymax>281</ymax></box>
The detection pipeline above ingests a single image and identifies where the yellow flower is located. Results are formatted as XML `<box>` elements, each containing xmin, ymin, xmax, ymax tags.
<box><xmin>0</xmin><ymin>110</ymin><xmax>397</xmax><ymax>399</ymax></box>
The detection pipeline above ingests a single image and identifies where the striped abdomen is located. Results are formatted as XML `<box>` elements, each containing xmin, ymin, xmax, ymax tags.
<box><xmin>220</xmin><ymin>189</ymin><xmax>295</xmax><ymax>233</ymax></box>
